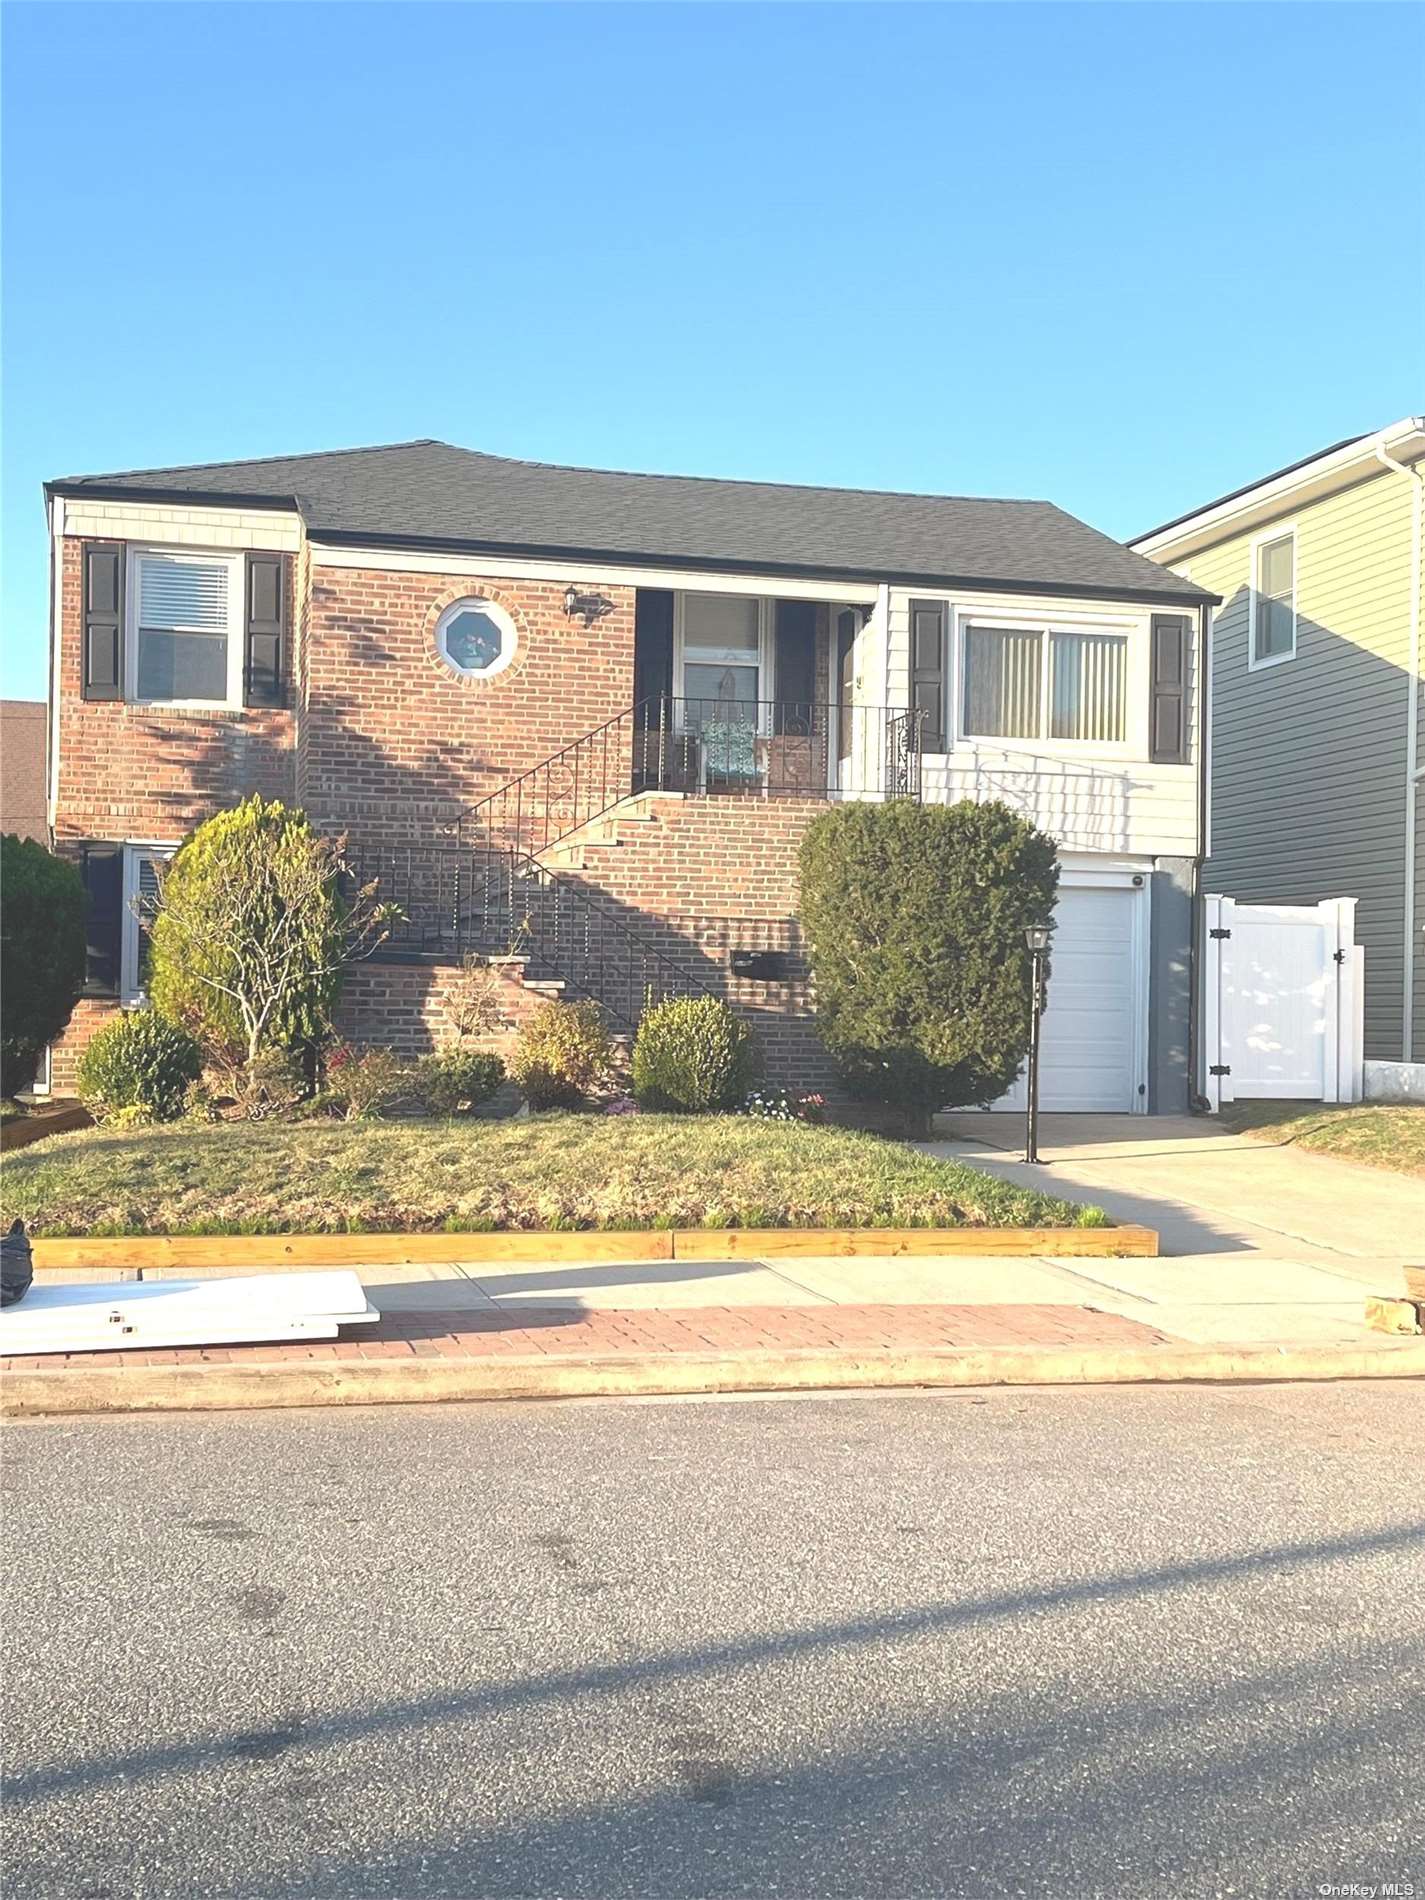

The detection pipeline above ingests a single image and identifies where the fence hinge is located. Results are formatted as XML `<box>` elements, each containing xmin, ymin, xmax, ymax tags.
<box><xmin>1209</xmin><ymin>1063</ymin><xmax>1231</xmax><ymax>1076</ymax></box>
<box><xmin>1209</xmin><ymin>927</ymin><xmax>1231</xmax><ymax>940</ymax></box>
<box><xmin>1333</xmin><ymin>948</ymin><xmax>1346</xmax><ymax>964</ymax></box>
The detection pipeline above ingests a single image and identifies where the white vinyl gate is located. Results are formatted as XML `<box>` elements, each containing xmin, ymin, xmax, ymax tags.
<box><xmin>1202</xmin><ymin>896</ymin><xmax>1364</xmax><ymax>1110</ymax></box>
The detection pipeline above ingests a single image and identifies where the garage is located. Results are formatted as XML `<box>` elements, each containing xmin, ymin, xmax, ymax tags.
<box><xmin>993</xmin><ymin>879</ymin><xmax>1148</xmax><ymax>1113</ymax></box>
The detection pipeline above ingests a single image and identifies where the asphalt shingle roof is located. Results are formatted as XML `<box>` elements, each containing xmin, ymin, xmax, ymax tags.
<box><xmin>49</xmin><ymin>440</ymin><xmax>1210</xmax><ymax>603</ymax></box>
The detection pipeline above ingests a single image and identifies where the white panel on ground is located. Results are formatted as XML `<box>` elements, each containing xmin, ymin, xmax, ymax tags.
<box><xmin>0</xmin><ymin>1271</ymin><xmax>379</xmax><ymax>1357</ymax></box>
<box><xmin>994</xmin><ymin>885</ymin><xmax>1142</xmax><ymax>1114</ymax></box>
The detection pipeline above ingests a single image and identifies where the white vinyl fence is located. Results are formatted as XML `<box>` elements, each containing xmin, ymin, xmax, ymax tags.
<box><xmin>1201</xmin><ymin>897</ymin><xmax>1364</xmax><ymax>1111</ymax></box>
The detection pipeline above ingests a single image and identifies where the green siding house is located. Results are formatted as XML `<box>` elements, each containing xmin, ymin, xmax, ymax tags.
<box><xmin>1133</xmin><ymin>417</ymin><xmax>1425</xmax><ymax>1096</ymax></box>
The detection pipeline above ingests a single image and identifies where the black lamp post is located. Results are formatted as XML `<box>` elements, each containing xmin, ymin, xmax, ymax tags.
<box><xmin>1024</xmin><ymin>924</ymin><xmax>1050</xmax><ymax>1164</ymax></box>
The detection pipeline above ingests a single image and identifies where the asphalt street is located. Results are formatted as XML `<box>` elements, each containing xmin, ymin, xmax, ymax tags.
<box><xmin>3</xmin><ymin>1383</ymin><xmax>1422</xmax><ymax>1899</ymax></box>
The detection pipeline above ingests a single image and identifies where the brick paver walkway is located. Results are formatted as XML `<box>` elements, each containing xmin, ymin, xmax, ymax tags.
<box><xmin>6</xmin><ymin>1302</ymin><xmax>1177</xmax><ymax>1371</ymax></box>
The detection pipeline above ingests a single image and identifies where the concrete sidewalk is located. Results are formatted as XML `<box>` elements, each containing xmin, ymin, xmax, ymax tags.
<box><xmin>928</xmin><ymin>1112</ymin><xmax>1421</xmax><ymax>1281</ymax></box>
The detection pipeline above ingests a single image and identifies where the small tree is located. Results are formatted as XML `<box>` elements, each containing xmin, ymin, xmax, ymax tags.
<box><xmin>147</xmin><ymin>797</ymin><xmax>397</xmax><ymax>1073</ymax></box>
<box><xmin>0</xmin><ymin>835</ymin><xmax>86</xmax><ymax>1097</ymax></box>
<box><xmin>798</xmin><ymin>800</ymin><xmax>1058</xmax><ymax>1134</ymax></box>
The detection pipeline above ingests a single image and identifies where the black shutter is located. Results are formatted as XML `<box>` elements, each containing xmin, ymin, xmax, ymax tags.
<box><xmin>1149</xmin><ymin>614</ymin><xmax>1190</xmax><ymax>762</ymax></box>
<box><xmin>909</xmin><ymin>599</ymin><xmax>946</xmax><ymax>750</ymax></box>
<box><xmin>81</xmin><ymin>544</ymin><xmax>124</xmax><ymax>700</ymax></box>
<box><xmin>244</xmin><ymin>553</ymin><xmax>287</xmax><ymax>706</ymax></box>
<box><xmin>80</xmin><ymin>843</ymin><xmax>124</xmax><ymax>997</ymax></box>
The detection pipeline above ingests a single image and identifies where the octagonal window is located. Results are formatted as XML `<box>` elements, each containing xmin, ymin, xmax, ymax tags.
<box><xmin>435</xmin><ymin>598</ymin><xmax>516</xmax><ymax>679</ymax></box>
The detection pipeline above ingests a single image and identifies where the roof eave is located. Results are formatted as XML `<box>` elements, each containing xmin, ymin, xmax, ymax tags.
<box><xmin>305</xmin><ymin>524</ymin><xmax>1216</xmax><ymax>606</ymax></box>
<box><xmin>44</xmin><ymin>479</ymin><xmax>303</xmax><ymax>512</ymax></box>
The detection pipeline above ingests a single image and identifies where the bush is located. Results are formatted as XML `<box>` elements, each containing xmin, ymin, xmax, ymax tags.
<box><xmin>507</xmin><ymin>1001</ymin><xmax>612</xmax><ymax>1110</ymax></box>
<box><xmin>147</xmin><ymin>796</ymin><xmax>396</xmax><ymax>1069</ymax></box>
<box><xmin>323</xmin><ymin>1045</ymin><xmax>412</xmax><ymax>1121</ymax></box>
<box><xmin>0</xmin><ymin>836</ymin><xmax>86</xmax><ymax>1097</ymax></box>
<box><xmin>798</xmin><ymin>800</ymin><xmax>1059</xmax><ymax>1133</ymax></box>
<box><xmin>230</xmin><ymin>1048</ymin><xmax>306</xmax><ymax>1122</ymax></box>
<box><xmin>631</xmin><ymin>995</ymin><xmax>761</xmax><ymax>1113</ymax></box>
<box><xmin>76</xmin><ymin>1011</ymin><xmax>202</xmax><ymax>1124</ymax></box>
<box><xmin>416</xmin><ymin>1048</ymin><xmax>506</xmax><ymax>1114</ymax></box>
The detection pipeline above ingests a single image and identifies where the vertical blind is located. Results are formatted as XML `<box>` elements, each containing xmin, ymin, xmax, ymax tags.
<box><xmin>964</xmin><ymin>624</ymin><xmax>1127</xmax><ymax>742</ymax></box>
<box><xmin>1050</xmin><ymin>632</ymin><xmax>1127</xmax><ymax>741</ymax></box>
<box><xmin>963</xmin><ymin>626</ymin><xmax>1042</xmax><ymax>737</ymax></box>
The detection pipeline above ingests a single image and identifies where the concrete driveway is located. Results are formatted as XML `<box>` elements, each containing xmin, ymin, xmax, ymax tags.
<box><xmin>929</xmin><ymin>1113</ymin><xmax>1415</xmax><ymax>1284</ymax></box>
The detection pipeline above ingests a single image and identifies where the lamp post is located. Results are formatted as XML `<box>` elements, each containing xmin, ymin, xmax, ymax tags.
<box><xmin>1024</xmin><ymin>924</ymin><xmax>1050</xmax><ymax>1164</ymax></box>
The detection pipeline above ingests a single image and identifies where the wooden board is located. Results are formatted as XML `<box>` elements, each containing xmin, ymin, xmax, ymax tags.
<box><xmin>31</xmin><ymin>1224</ymin><xmax>1157</xmax><ymax>1271</ymax></box>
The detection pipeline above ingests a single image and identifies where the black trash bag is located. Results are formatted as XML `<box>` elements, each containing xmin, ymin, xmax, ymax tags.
<box><xmin>1</xmin><ymin>1220</ymin><xmax>34</xmax><ymax>1308</ymax></box>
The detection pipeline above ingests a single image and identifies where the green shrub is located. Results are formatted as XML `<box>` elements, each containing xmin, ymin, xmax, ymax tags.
<box><xmin>507</xmin><ymin>1001</ymin><xmax>612</xmax><ymax>1110</ymax></box>
<box><xmin>323</xmin><ymin>1045</ymin><xmax>412</xmax><ymax>1120</ymax></box>
<box><xmin>416</xmin><ymin>1048</ymin><xmax>506</xmax><ymax>1114</ymax></box>
<box><xmin>76</xmin><ymin>1011</ymin><xmax>203</xmax><ymax>1124</ymax></box>
<box><xmin>631</xmin><ymin>995</ymin><xmax>761</xmax><ymax>1113</ymax></box>
<box><xmin>148</xmin><ymin>796</ymin><xmax>396</xmax><ymax>1069</ymax></box>
<box><xmin>798</xmin><ymin>799</ymin><xmax>1059</xmax><ymax>1133</ymax></box>
<box><xmin>0</xmin><ymin>836</ymin><xmax>87</xmax><ymax>1097</ymax></box>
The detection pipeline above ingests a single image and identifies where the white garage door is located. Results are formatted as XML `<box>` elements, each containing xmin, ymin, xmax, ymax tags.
<box><xmin>994</xmin><ymin>883</ymin><xmax>1145</xmax><ymax>1113</ymax></box>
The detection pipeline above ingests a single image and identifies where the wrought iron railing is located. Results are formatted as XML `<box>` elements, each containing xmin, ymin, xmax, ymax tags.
<box><xmin>458</xmin><ymin>696</ymin><xmax>923</xmax><ymax>856</ymax></box>
<box><xmin>346</xmin><ymin>841</ymin><xmax>717</xmax><ymax>1030</ymax></box>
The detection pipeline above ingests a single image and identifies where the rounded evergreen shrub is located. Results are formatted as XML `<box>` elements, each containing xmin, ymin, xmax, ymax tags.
<box><xmin>507</xmin><ymin>1000</ymin><xmax>612</xmax><ymax>1110</ymax></box>
<box><xmin>76</xmin><ymin>1010</ymin><xmax>203</xmax><ymax>1124</ymax></box>
<box><xmin>798</xmin><ymin>799</ymin><xmax>1058</xmax><ymax>1133</ymax></box>
<box><xmin>0</xmin><ymin>835</ymin><xmax>86</xmax><ymax>1097</ymax></box>
<box><xmin>416</xmin><ymin>1048</ymin><xmax>506</xmax><ymax>1114</ymax></box>
<box><xmin>631</xmin><ymin>995</ymin><xmax>761</xmax><ymax>1113</ymax></box>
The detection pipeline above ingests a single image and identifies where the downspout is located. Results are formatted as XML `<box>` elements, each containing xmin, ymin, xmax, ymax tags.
<box><xmin>1187</xmin><ymin>596</ymin><xmax>1214</xmax><ymax>1112</ymax></box>
<box><xmin>1374</xmin><ymin>432</ymin><xmax>1424</xmax><ymax>1062</ymax></box>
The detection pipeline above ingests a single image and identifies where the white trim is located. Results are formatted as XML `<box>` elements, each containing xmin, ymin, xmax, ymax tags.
<box><xmin>120</xmin><ymin>842</ymin><xmax>179</xmax><ymax>1006</ymax></box>
<box><xmin>433</xmin><ymin>595</ymin><xmax>519</xmax><ymax>680</ymax></box>
<box><xmin>1131</xmin><ymin>416</ymin><xmax>1425</xmax><ymax>560</ymax></box>
<box><xmin>1246</xmin><ymin>523</ymin><xmax>1297</xmax><ymax>672</ymax></box>
<box><xmin>47</xmin><ymin>494</ymin><xmax>64</xmax><ymax>832</ymax></box>
<box><xmin>310</xmin><ymin>540</ymin><xmax>880</xmax><ymax>605</ymax></box>
<box><xmin>124</xmin><ymin>545</ymin><xmax>246</xmax><ymax>710</ymax></box>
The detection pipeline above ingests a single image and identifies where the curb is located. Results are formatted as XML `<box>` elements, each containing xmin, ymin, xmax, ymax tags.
<box><xmin>28</xmin><ymin>1225</ymin><xmax>1159</xmax><ymax>1271</ymax></box>
<box><xmin>6</xmin><ymin>1339</ymin><xmax>1424</xmax><ymax>1417</ymax></box>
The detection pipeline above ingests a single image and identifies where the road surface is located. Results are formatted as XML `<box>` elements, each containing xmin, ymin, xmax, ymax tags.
<box><xmin>3</xmin><ymin>1384</ymin><xmax>1422</xmax><ymax>1898</ymax></box>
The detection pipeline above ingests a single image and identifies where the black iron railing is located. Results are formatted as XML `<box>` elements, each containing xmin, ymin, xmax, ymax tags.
<box><xmin>346</xmin><ymin>842</ymin><xmax>717</xmax><ymax>1030</ymax></box>
<box><xmin>458</xmin><ymin>697</ymin><xmax>923</xmax><ymax>857</ymax></box>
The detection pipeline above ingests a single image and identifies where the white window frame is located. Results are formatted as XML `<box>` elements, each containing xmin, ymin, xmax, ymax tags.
<box><xmin>952</xmin><ymin>606</ymin><xmax>1142</xmax><ymax>757</ymax></box>
<box><xmin>1247</xmin><ymin>524</ymin><xmax>1297</xmax><ymax>672</ymax></box>
<box><xmin>672</xmin><ymin>592</ymin><xmax>774</xmax><ymax>735</ymax></box>
<box><xmin>120</xmin><ymin>843</ymin><xmax>179</xmax><ymax>1006</ymax></box>
<box><xmin>434</xmin><ymin>596</ymin><xmax>519</xmax><ymax>680</ymax></box>
<box><xmin>126</xmin><ymin>546</ymin><xmax>246</xmax><ymax>709</ymax></box>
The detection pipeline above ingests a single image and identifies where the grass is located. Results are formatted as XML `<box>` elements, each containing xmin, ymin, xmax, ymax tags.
<box><xmin>1226</xmin><ymin>1101</ymin><xmax>1425</xmax><ymax>1177</ymax></box>
<box><xmin>0</xmin><ymin>1113</ymin><xmax>1106</xmax><ymax>1237</ymax></box>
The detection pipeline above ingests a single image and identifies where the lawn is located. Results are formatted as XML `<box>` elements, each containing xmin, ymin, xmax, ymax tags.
<box><xmin>0</xmin><ymin>1114</ymin><xmax>1104</xmax><ymax>1236</ymax></box>
<box><xmin>1226</xmin><ymin>1101</ymin><xmax>1425</xmax><ymax>1177</ymax></box>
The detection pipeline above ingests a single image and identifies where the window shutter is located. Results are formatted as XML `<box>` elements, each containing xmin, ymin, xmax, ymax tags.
<box><xmin>1149</xmin><ymin>614</ymin><xmax>1190</xmax><ymax>762</ymax></box>
<box><xmin>82</xmin><ymin>544</ymin><xmax>125</xmax><ymax>700</ymax></box>
<box><xmin>909</xmin><ymin>599</ymin><xmax>946</xmax><ymax>750</ymax></box>
<box><xmin>80</xmin><ymin>843</ymin><xmax>124</xmax><ymax>996</ymax></box>
<box><xmin>244</xmin><ymin>553</ymin><xmax>288</xmax><ymax>706</ymax></box>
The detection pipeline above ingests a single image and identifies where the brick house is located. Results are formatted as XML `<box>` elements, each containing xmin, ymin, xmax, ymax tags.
<box><xmin>41</xmin><ymin>441</ymin><xmax>1213</xmax><ymax>1110</ymax></box>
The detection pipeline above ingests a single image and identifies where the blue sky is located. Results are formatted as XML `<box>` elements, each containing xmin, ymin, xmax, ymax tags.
<box><xmin>3</xmin><ymin>1</ymin><xmax>1421</xmax><ymax>699</ymax></box>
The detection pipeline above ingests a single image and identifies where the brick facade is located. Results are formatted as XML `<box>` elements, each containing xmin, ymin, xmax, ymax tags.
<box><xmin>50</xmin><ymin>534</ymin><xmax>838</xmax><ymax>1095</ymax></box>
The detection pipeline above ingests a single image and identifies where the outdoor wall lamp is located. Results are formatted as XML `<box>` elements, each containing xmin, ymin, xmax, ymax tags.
<box><xmin>1023</xmin><ymin>924</ymin><xmax>1051</xmax><ymax>1164</ymax></box>
<box><xmin>563</xmin><ymin>585</ymin><xmax>614</xmax><ymax>626</ymax></box>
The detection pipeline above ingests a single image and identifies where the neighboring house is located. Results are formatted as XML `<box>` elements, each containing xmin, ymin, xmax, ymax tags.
<box><xmin>1</xmin><ymin>699</ymin><xmax>48</xmax><ymax>842</ymax></box>
<box><xmin>1132</xmin><ymin>417</ymin><xmax>1425</xmax><ymax>1093</ymax></box>
<box><xmin>43</xmin><ymin>442</ymin><xmax>1212</xmax><ymax>1111</ymax></box>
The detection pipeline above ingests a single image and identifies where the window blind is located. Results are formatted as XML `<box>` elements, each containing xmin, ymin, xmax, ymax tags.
<box><xmin>138</xmin><ymin>556</ymin><xmax>230</xmax><ymax>632</ymax></box>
